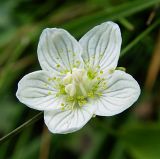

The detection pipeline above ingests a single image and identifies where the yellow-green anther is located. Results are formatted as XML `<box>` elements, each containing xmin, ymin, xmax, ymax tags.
<box><xmin>100</xmin><ymin>70</ymin><xmax>103</xmax><ymax>74</ymax></box>
<box><xmin>116</xmin><ymin>67</ymin><xmax>126</xmax><ymax>72</ymax></box>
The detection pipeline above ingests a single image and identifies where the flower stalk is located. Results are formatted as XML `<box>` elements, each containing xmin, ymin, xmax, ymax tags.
<box><xmin>0</xmin><ymin>112</ymin><xmax>43</xmax><ymax>144</ymax></box>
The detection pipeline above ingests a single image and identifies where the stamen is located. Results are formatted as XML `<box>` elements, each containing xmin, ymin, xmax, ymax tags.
<box><xmin>53</xmin><ymin>67</ymin><xmax>107</xmax><ymax>110</ymax></box>
<box><xmin>48</xmin><ymin>91</ymin><xmax>52</xmax><ymax>95</ymax></box>
<box><xmin>100</xmin><ymin>70</ymin><xmax>103</xmax><ymax>74</ymax></box>
<box><xmin>116</xmin><ymin>67</ymin><xmax>126</xmax><ymax>72</ymax></box>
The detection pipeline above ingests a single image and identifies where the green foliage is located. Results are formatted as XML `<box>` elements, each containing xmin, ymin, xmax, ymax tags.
<box><xmin>0</xmin><ymin>0</ymin><xmax>160</xmax><ymax>158</ymax></box>
<box><xmin>121</xmin><ymin>123</ymin><xmax>160</xmax><ymax>159</ymax></box>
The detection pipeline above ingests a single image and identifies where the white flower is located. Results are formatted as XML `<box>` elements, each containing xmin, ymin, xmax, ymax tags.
<box><xmin>16</xmin><ymin>21</ymin><xmax>140</xmax><ymax>134</ymax></box>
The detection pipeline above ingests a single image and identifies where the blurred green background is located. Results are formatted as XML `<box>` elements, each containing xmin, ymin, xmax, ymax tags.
<box><xmin>0</xmin><ymin>0</ymin><xmax>160</xmax><ymax>159</ymax></box>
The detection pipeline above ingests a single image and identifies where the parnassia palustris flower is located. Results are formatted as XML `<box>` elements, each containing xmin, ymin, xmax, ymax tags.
<box><xmin>16</xmin><ymin>21</ymin><xmax>140</xmax><ymax>134</ymax></box>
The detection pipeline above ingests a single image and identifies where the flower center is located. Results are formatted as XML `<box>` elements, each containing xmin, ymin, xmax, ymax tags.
<box><xmin>54</xmin><ymin>68</ymin><xmax>107</xmax><ymax>110</ymax></box>
<box><xmin>63</xmin><ymin>68</ymin><xmax>91</xmax><ymax>97</ymax></box>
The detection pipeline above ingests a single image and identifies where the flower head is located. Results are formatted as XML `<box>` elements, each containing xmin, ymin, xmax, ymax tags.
<box><xmin>16</xmin><ymin>21</ymin><xmax>140</xmax><ymax>134</ymax></box>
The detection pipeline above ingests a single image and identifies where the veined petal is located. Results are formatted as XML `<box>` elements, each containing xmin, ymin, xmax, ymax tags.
<box><xmin>38</xmin><ymin>28</ymin><xmax>83</xmax><ymax>75</ymax></box>
<box><xmin>79</xmin><ymin>21</ymin><xmax>121</xmax><ymax>72</ymax></box>
<box><xmin>44</xmin><ymin>104</ymin><xmax>94</xmax><ymax>134</ymax></box>
<box><xmin>16</xmin><ymin>71</ymin><xmax>63</xmax><ymax>111</ymax></box>
<box><xmin>95</xmin><ymin>70</ymin><xmax>140</xmax><ymax>116</ymax></box>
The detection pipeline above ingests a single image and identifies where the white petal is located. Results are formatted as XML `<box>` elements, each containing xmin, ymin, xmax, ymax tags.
<box><xmin>38</xmin><ymin>28</ymin><xmax>83</xmax><ymax>75</ymax></box>
<box><xmin>44</xmin><ymin>104</ymin><xmax>94</xmax><ymax>134</ymax></box>
<box><xmin>16</xmin><ymin>71</ymin><xmax>63</xmax><ymax>111</ymax></box>
<box><xmin>95</xmin><ymin>70</ymin><xmax>140</xmax><ymax>116</ymax></box>
<box><xmin>79</xmin><ymin>21</ymin><xmax>121</xmax><ymax>72</ymax></box>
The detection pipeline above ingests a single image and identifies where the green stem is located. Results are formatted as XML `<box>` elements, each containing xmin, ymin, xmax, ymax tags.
<box><xmin>120</xmin><ymin>20</ymin><xmax>160</xmax><ymax>57</ymax></box>
<box><xmin>119</xmin><ymin>18</ymin><xmax>134</xmax><ymax>31</ymax></box>
<box><xmin>0</xmin><ymin>112</ymin><xmax>43</xmax><ymax>144</ymax></box>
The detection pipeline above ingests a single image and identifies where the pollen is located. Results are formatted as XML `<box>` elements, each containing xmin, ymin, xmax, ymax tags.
<box><xmin>48</xmin><ymin>91</ymin><xmax>52</xmax><ymax>95</ymax></box>
<box><xmin>87</xmin><ymin>92</ymin><xmax>94</xmax><ymax>98</ymax></box>
<box><xmin>78</xmin><ymin>99</ymin><xmax>87</xmax><ymax>106</ymax></box>
<box><xmin>96</xmin><ymin>92</ymin><xmax>102</xmax><ymax>96</ymax></box>
<box><xmin>87</xmin><ymin>69</ymin><xmax>97</xmax><ymax>79</ymax></box>
<box><xmin>76</xmin><ymin>60</ymin><xmax>80</xmax><ymax>64</ymax></box>
<box><xmin>100</xmin><ymin>70</ymin><xmax>103</xmax><ymax>74</ymax></box>
<box><xmin>48</xmin><ymin>77</ymin><xmax>52</xmax><ymax>81</ymax></box>
<box><xmin>97</xmin><ymin>65</ymin><xmax>101</xmax><ymax>69</ymax></box>
<box><xmin>61</xmin><ymin>103</ymin><xmax>65</xmax><ymax>106</ymax></box>
<box><xmin>52</xmin><ymin>77</ymin><xmax>56</xmax><ymax>80</ymax></box>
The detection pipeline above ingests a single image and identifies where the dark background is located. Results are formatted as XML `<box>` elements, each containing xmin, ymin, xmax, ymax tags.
<box><xmin>0</xmin><ymin>0</ymin><xmax>160</xmax><ymax>159</ymax></box>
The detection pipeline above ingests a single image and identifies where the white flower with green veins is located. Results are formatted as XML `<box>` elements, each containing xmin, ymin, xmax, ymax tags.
<box><xmin>16</xmin><ymin>21</ymin><xmax>140</xmax><ymax>134</ymax></box>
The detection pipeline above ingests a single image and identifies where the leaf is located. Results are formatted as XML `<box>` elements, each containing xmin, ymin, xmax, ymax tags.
<box><xmin>0</xmin><ymin>96</ymin><xmax>24</xmax><ymax>134</ymax></box>
<box><xmin>120</xmin><ymin>123</ymin><xmax>160</xmax><ymax>159</ymax></box>
<box><xmin>63</xmin><ymin>0</ymin><xmax>160</xmax><ymax>37</ymax></box>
